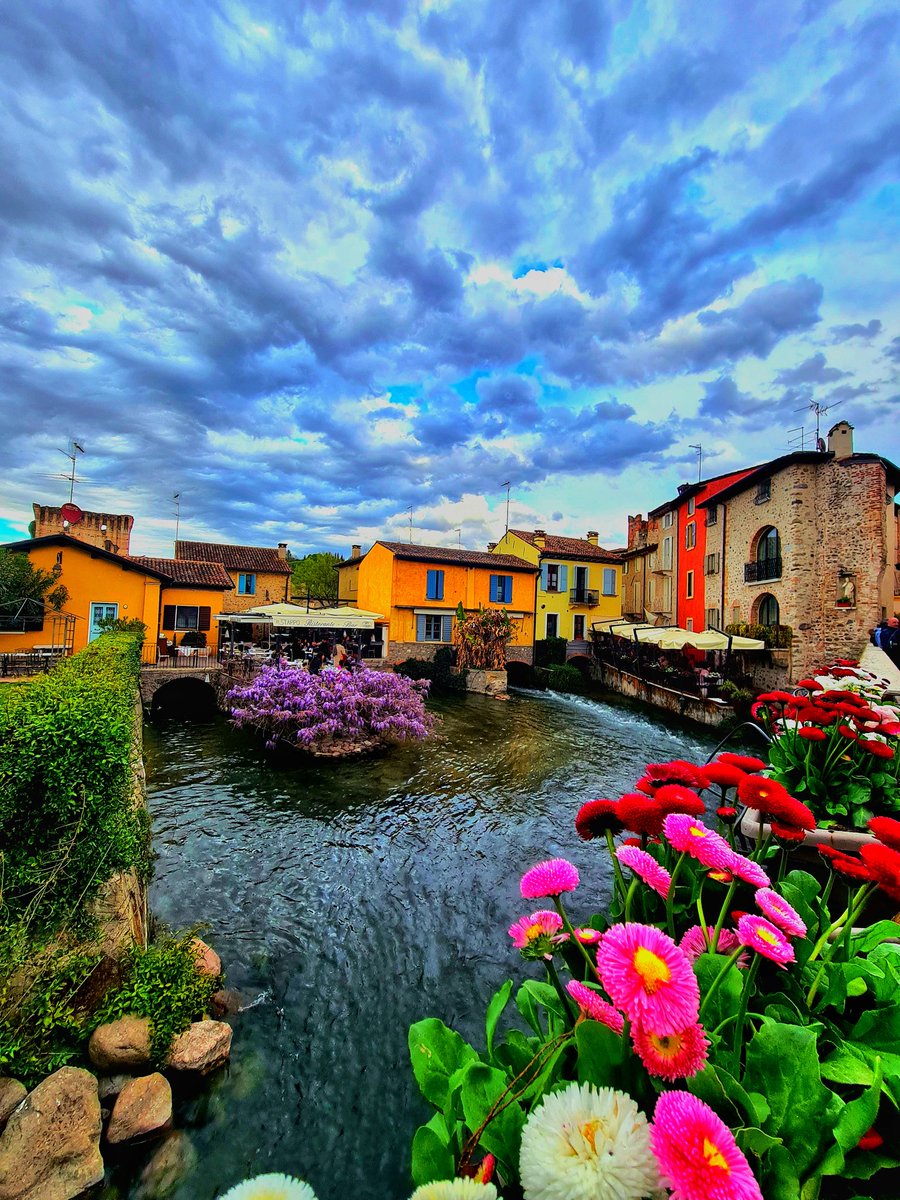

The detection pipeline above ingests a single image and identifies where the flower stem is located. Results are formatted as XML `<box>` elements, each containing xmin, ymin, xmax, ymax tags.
<box><xmin>605</xmin><ymin>829</ymin><xmax>627</xmax><ymax>905</ymax></box>
<box><xmin>710</xmin><ymin>879</ymin><xmax>738</xmax><ymax>954</ymax></box>
<box><xmin>696</xmin><ymin>880</ymin><xmax>711</xmax><ymax>949</ymax></box>
<box><xmin>698</xmin><ymin>946</ymin><xmax>743</xmax><ymax>1021</ymax></box>
<box><xmin>730</xmin><ymin>953</ymin><xmax>761</xmax><ymax>1076</ymax></box>
<box><xmin>665</xmin><ymin>852</ymin><xmax>687</xmax><ymax>939</ymax></box>
<box><xmin>546</xmin><ymin>959</ymin><xmax>576</xmax><ymax>1029</ymax></box>
<box><xmin>552</xmin><ymin>896</ymin><xmax>602</xmax><ymax>983</ymax></box>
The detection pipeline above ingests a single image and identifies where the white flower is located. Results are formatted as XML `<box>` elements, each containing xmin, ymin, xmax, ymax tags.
<box><xmin>218</xmin><ymin>1175</ymin><xmax>318</xmax><ymax>1200</ymax></box>
<box><xmin>519</xmin><ymin>1082</ymin><xmax>660</xmax><ymax>1200</ymax></box>
<box><xmin>410</xmin><ymin>1183</ymin><xmax>498</xmax><ymax>1200</ymax></box>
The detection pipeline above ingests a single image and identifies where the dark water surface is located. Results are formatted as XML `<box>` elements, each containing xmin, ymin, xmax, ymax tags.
<box><xmin>126</xmin><ymin>689</ymin><xmax>718</xmax><ymax>1200</ymax></box>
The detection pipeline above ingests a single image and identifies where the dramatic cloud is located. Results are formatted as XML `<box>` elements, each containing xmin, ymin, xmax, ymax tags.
<box><xmin>0</xmin><ymin>0</ymin><xmax>897</xmax><ymax>555</ymax></box>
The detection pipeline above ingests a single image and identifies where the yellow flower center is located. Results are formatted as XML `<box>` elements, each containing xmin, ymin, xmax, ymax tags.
<box><xmin>757</xmin><ymin>927</ymin><xmax>779</xmax><ymax>946</ymax></box>
<box><xmin>649</xmin><ymin>1031</ymin><xmax>684</xmax><ymax>1059</ymax></box>
<box><xmin>633</xmin><ymin>946</ymin><xmax>672</xmax><ymax>993</ymax></box>
<box><xmin>688</xmin><ymin>825</ymin><xmax>709</xmax><ymax>838</ymax></box>
<box><xmin>580</xmin><ymin>1119</ymin><xmax>602</xmax><ymax>1153</ymax></box>
<box><xmin>525</xmin><ymin>922</ymin><xmax>543</xmax><ymax>942</ymax></box>
<box><xmin>702</xmin><ymin>1136</ymin><xmax>730</xmax><ymax>1173</ymax></box>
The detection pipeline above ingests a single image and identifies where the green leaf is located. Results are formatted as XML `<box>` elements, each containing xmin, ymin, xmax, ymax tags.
<box><xmin>410</xmin><ymin>1116</ymin><xmax>456</xmax><ymax>1186</ymax></box>
<box><xmin>848</xmin><ymin>922</ymin><xmax>900</xmax><ymax>954</ymax></box>
<box><xmin>736</xmin><ymin>1126</ymin><xmax>783</xmax><ymax>1158</ymax></box>
<box><xmin>687</xmin><ymin>1064</ymin><xmax>766</xmax><ymax>1128</ymax></box>
<box><xmin>409</xmin><ymin>1019</ymin><xmax>479</xmax><ymax>1111</ymax></box>
<box><xmin>693</xmin><ymin>951</ymin><xmax>742</xmax><ymax>1031</ymax></box>
<box><xmin>575</xmin><ymin>1020</ymin><xmax>626</xmax><ymax>1091</ymax></box>
<box><xmin>759</xmin><ymin>1144</ymin><xmax>802</xmax><ymax>1200</ymax></box>
<box><xmin>459</xmin><ymin>1060</ymin><xmax>525</xmax><ymax>1172</ymax></box>
<box><xmin>485</xmin><ymin>980</ymin><xmax>513</xmax><ymax>1059</ymax></box>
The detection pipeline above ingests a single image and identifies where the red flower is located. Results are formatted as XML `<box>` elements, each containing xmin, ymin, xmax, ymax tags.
<box><xmin>575</xmin><ymin>799</ymin><xmax>623</xmax><ymax>840</ymax></box>
<box><xmin>703</xmin><ymin>762</ymin><xmax>747</xmax><ymax>789</ymax></box>
<box><xmin>716</xmin><ymin>806</ymin><xmax>738</xmax><ymax>819</ymax></box>
<box><xmin>858</xmin><ymin>1128</ymin><xmax>883</xmax><ymax>1152</ymax></box>
<box><xmin>796</xmin><ymin>678</ymin><xmax>821</xmax><ymax>690</ymax></box>
<box><xmin>879</xmin><ymin>721</ymin><xmax>900</xmax><ymax>737</ymax></box>
<box><xmin>770</xmin><ymin>822</ymin><xmax>807</xmax><ymax>844</ymax></box>
<box><xmin>617</xmin><ymin>792</ymin><xmax>665</xmax><ymax>838</ymax></box>
<box><xmin>737</xmin><ymin>775</ymin><xmax>792</xmax><ymax>813</ymax></box>
<box><xmin>860</xmin><ymin>843</ymin><xmax>900</xmax><ymax>901</ymax></box>
<box><xmin>654</xmin><ymin>785</ymin><xmax>706</xmax><ymax>817</ymax></box>
<box><xmin>717</xmin><ymin>753</ymin><xmax>767</xmax><ymax>773</ymax></box>
<box><xmin>817</xmin><ymin>845</ymin><xmax>873</xmax><ymax>883</ymax></box>
<box><xmin>860</xmin><ymin>740</ymin><xmax>895</xmax><ymax>760</ymax></box>
<box><xmin>869</xmin><ymin>817</ymin><xmax>900</xmax><ymax>852</ymax></box>
<box><xmin>643</xmin><ymin>760</ymin><xmax>710</xmax><ymax>790</ymax></box>
<box><xmin>798</xmin><ymin>727</ymin><xmax>827</xmax><ymax>741</ymax></box>
<box><xmin>838</xmin><ymin>725</ymin><xmax>859</xmax><ymax>739</ymax></box>
<box><xmin>634</xmin><ymin>775</ymin><xmax>656</xmax><ymax>796</ymax></box>
<box><xmin>835</xmin><ymin>659</ymin><xmax>859</xmax><ymax>667</ymax></box>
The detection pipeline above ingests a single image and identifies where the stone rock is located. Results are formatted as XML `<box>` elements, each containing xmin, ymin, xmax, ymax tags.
<box><xmin>106</xmin><ymin>1073</ymin><xmax>172</xmax><ymax>1145</ymax></box>
<box><xmin>97</xmin><ymin>1073</ymin><xmax>133</xmax><ymax>1102</ymax></box>
<box><xmin>0</xmin><ymin>1066</ymin><xmax>103</xmax><ymax>1200</ymax></box>
<box><xmin>165</xmin><ymin>1021</ymin><xmax>232</xmax><ymax>1075</ymax></box>
<box><xmin>134</xmin><ymin>1130</ymin><xmax>197</xmax><ymax>1199</ymax></box>
<box><xmin>190</xmin><ymin>937</ymin><xmax>221</xmax><ymax>979</ymax></box>
<box><xmin>209</xmin><ymin>988</ymin><xmax>244</xmax><ymax>1017</ymax></box>
<box><xmin>88</xmin><ymin>1015</ymin><xmax>152</xmax><ymax>1071</ymax></box>
<box><xmin>0</xmin><ymin>1080</ymin><xmax>25</xmax><ymax>1130</ymax></box>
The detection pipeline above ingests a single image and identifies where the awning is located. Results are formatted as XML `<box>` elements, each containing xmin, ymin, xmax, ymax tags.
<box><xmin>594</xmin><ymin>619</ymin><xmax>764</xmax><ymax>651</ymax></box>
<box><xmin>215</xmin><ymin>603</ymin><xmax>383</xmax><ymax>630</ymax></box>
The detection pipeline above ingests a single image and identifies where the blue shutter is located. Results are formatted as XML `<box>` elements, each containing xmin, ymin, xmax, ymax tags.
<box><xmin>540</xmin><ymin>563</ymin><xmax>548</xmax><ymax>592</ymax></box>
<box><xmin>442</xmin><ymin>616</ymin><xmax>453</xmax><ymax>643</ymax></box>
<box><xmin>416</xmin><ymin>615</ymin><xmax>426</xmax><ymax>641</ymax></box>
<box><xmin>426</xmin><ymin>570</ymin><xmax>435</xmax><ymax>599</ymax></box>
<box><xmin>559</xmin><ymin>564</ymin><xmax>568</xmax><ymax>594</ymax></box>
<box><xmin>437</xmin><ymin>570</ymin><xmax>444</xmax><ymax>600</ymax></box>
<box><xmin>503</xmin><ymin>576</ymin><xmax>512</xmax><ymax>603</ymax></box>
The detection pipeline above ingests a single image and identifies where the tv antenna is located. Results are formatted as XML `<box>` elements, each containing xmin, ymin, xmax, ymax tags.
<box><xmin>172</xmin><ymin>493</ymin><xmax>181</xmax><ymax>548</ymax></box>
<box><xmin>500</xmin><ymin>481</ymin><xmax>511</xmax><ymax>534</ymax></box>
<box><xmin>688</xmin><ymin>444</ymin><xmax>702</xmax><ymax>484</ymax></box>
<box><xmin>57</xmin><ymin>440</ymin><xmax>86</xmax><ymax>503</ymax></box>
<box><xmin>406</xmin><ymin>506</ymin><xmax>413</xmax><ymax>543</ymax></box>
<box><xmin>453</xmin><ymin>527</ymin><xmax>461</xmax><ymax>548</ymax></box>
<box><xmin>793</xmin><ymin>398</ymin><xmax>845</xmax><ymax>447</ymax></box>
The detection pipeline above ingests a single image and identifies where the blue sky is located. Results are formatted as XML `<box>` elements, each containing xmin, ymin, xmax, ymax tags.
<box><xmin>1</xmin><ymin>0</ymin><xmax>898</xmax><ymax>556</ymax></box>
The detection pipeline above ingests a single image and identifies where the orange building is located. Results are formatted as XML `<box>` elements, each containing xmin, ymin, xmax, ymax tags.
<box><xmin>338</xmin><ymin>541</ymin><xmax>538</xmax><ymax>664</ymax></box>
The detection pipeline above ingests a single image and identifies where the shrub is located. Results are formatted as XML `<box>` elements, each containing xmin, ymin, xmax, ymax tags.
<box><xmin>534</xmin><ymin>637</ymin><xmax>568</xmax><ymax>668</ymax></box>
<box><xmin>395</xmin><ymin>647</ymin><xmax>467</xmax><ymax>692</ymax></box>
<box><xmin>542</xmin><ymin>663</ymin><xmax>586</xmax><ymax>693</ymax></box>
<box><xmin>725</xmin><ymin>621</ymin><xmax>793</xmax><ymax>649</ymax></box>
<box><xmin>180</xmin><ymin>629</ymin><xmax>207</xmax><ymax>648</ymax></box>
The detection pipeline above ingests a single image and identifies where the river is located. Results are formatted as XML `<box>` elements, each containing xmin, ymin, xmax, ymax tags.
<box><xmin>124</xmin><ymin>688</ymin><xmax>719</xmax><ymax>1200</ymax></box>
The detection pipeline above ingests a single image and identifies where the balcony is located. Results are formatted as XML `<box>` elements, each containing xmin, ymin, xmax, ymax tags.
<box><xmin>744</xmin><ymin>557</ymin><xmax>782</xmax><ymax>583</ymax></box>
<box><xmin>570</xmin><ymin>588</ymin><xmax>599</xmax><ymax>606</ymax></box>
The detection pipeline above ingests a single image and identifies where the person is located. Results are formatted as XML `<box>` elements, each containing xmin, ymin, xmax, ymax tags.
<box><xmin>332</xmin><ymin>638</ymin><xmax>347</xmax><ymax>669</ymax></box>
<box><xmin>884</xmin><ymin>616</ymin><xmax>900</xmax><ymax>668</ymax></box>
<box><xmin>872</xmin><ymin>619</ymin><xmax>889</xmax><ymax>647</ymax></box>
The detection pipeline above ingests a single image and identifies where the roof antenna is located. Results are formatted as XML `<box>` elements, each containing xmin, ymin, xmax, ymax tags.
<box><xmin>57</xmin><ymin>440</ymin><xmax>85</xmax><ymax>503</ymax></box>
<box><xmin>173</xmin><ymin>493</ymin><xmax>181</xmax><ymax>551</ymax></box>
<box><xmin>454</xmin><ymin>527</ymin><xmax>461</xmax><ymax>548</ymax></box>
<box><xmin>501</xmin><ymin>481</ymin><xmax>511</xmax><ymax>534</ymax></box>
<box><xmin>407</xmin><ymin>506</ymin><xmax>413</xmax><ymax>543</ymax></box>
<box><xmin>688</xmin><ymin>444</ymin><xmax>702</xmax><ymax>484</ymax></box>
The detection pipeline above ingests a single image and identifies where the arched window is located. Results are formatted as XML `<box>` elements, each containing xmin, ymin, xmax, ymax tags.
<box><xmin>758</xmin><ymin>594</ymin><xmax>780</xmax><ymax>627</ymax></box>
<box><xmin>754</xmin><ymin>527</ymin><xmax>781</xmax><ymax>581</ymax></box>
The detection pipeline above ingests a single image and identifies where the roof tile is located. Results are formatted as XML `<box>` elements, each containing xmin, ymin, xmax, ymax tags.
<box><xmin>130</xmin><ymin>556</ymin><xmax>233</xmax><ymax>588</ymax></box>
<box><xmin>509</xmin><ymin>529</ymin><xmax>622</xmax><ymax>563</ymax></box>
<box><xmin>175</xmin><ymin>540</ymin><xmax>291</xmax><ymax>573</ymax></box>
<box><xmin>377</xmin><ymin>541</ymin><xmax>537</xmax><ymax>571</ymax></box>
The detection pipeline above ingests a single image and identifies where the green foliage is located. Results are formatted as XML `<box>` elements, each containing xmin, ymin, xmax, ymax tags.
<box><xmin>92</xmin><ymin>933</ymin><xmax>220</xmax><ymax>1064</ymax></box>
<box><xmin>0</xmin><ymin>633</ymin><xmax>150</xmax><ymax>938</ymax></box>
<box><xmin>96</xmin><ymin>614</ymin><xmax>148</xmax><ymax>639</ymax></box>
<box><xmin>534</xmin><ymin>637</ymin><xmax>567</xmax><ymax>668</ymax></box>
<box><xmin>395</xmin><ymin>647</ymin><xmax>467</xmax><ymax>692</ymax></box>
<box><xmin>0</xmin><ymin>547</ymin><xmax>68</xmax><ymax>625</ymax></box>
<box><xmin>290</xmin><ymin>552</ymin><xmax>342</xmax><ymax>605</ymax></box>
<box><xmin>541</xmin><ymin>663</ymin><xmax>586</xmax><ymax>693</ymax></box>
<box><xmin>725</xmin><ymin>621</ymin><xmax>793</xmax><ymax>649</ymax></box>
<box><xmin>179</xmin><ymin>628</ymin><xmax>207</xmax><ymax>647</ymax></box>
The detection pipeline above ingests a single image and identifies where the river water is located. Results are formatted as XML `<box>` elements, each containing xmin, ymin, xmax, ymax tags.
<box><xmin>127</xmin><ymin>689</ymin><xmax>718</xmax><ymax>1200</ymax></box>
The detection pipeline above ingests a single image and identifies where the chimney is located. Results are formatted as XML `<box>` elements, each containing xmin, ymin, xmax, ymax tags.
<box><xmin>677</xmin><ymin>483</ymin><xmax>690</xmax><ymax>495</ymax></box>
<box><xmin>827</xmin><ymin>421</ymin><xmax>855</xmax><ymax>461</ymax></box>
<box><xmin>277</xmin><ymin>542</ymin><xmax>288</xmax><ymax>559</ymax></box>
<box><xmin>627</xmin><ymin>515</ymin><xmax>647</xmax><ymax>550</ymax></box>
<box><xmin>486</xmin><ymin>542</ymin><xmax>497</xmax><ymax>552</ymax></box>
<box><xmin>533</xmin><ymin>529</ymin><xmax>546</xmax><ymax>548</ymax></box>
<box><xmin>351</xmin><ymin>544</ymin><xmax>362</xmax><ymax>559</ymax></box>
<box><xmin>586</xmin><ymin>530</ymin><xmax>598</xmax><ymax>546</ymax></box>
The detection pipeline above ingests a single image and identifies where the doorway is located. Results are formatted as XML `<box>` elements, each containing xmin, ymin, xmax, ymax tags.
<box><xmin>89</xmin><ymin>602</ymin><xmax>118</xmax><ymax>641</ymax></box>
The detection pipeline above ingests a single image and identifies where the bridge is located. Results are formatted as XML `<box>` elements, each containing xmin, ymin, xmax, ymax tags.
<box><xmin>139</xmin><ymin>661</ymin><xmax>249</xmax><ymax>713</ymax></box>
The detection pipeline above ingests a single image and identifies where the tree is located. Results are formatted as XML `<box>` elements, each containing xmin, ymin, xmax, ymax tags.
<box><xmin>290</xmin><ymin>552</ymin><xmax>342</xmax><ymax>606</ymax></box>
<box><xmin>0</xmin><ymin>549</ymin><xmax>68</xmax><ymax>628</ymax></box>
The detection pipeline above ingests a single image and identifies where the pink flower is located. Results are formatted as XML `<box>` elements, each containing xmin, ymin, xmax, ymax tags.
<box><xmin>566</xmin><ymin>980</ymin><xmax>625</xmax><ymax>1033</ymax></box>
<box><xmin>663</xmin><ymin>814</ymin><xmax>734</xmax><ymax>870</ymax></box>
<box><xmin>596</xmin><ymin>923</ymin><xmax>700</xmax><ymax>1036</ymax></box>
<box><xmin>651</xmin><ymin>1090</ymin><xmax>764</xmax><ymax>1200</ymax></box>
<box><xmin>572</xmin><ymin>927</ymin><xmax>603</xmax><ymax>946</ymax></box>
<box><xmin>755</xmin><ymin>888</ymin><xmax>807</xmax><ymax>938</ymax></box>
<box><xmin>632</xmin><ymin>1021</ymin><xmax>709</xmax><ymax>1081</ymax></box>
<box><xmin>520</xmin><ymin>858</ymin><xmax>580</xmax><ymax>899</ymax></box>
<box><xmin>737</xmin><ymin>914</ymin><xmax>795</xmax><ymax>967</ymax></box>
<box><xmin>726</xmin><ymin>852</ymin><xmax>771</xmax><ymax>889</ymax></box>
<box><xmin>616</xmin><ymin>845</ymin><xmax>672</xmax><ymax>899</ymax></box>
<box><xmin>508</xmin><ymin>910</ymin><xmax>564</xmax><ymax>949</ymax></box>
<box><xmin>680</xmin><ymin>925</ymin><xmax>749</xmax><ymax>968</ymax></box>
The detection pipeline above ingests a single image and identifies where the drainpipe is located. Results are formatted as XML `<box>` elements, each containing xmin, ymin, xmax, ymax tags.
<box><xmin>720</xmin><ymin>505</ymin><xmax>727</xmax><ymax>629</ymax></box>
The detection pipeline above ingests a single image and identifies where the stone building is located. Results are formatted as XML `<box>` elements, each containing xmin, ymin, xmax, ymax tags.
<box><xmin>32</xmin><ymin>502</ymin><xmax>134</xmax><ymax>555</ymax></box>
<box><xmin>701</xmin><ymin>422</ymin><xmax>900</xmax><ymax>680</ymax></box>
<box><xmin>621</xmin><ymin>515</ymin><xmax>656</xmax><ymax>621</ymax></box>
<box><xmin>175</xmin><ymin>540</ymin><xmax>292</xmax><ymax>612</ymax></box>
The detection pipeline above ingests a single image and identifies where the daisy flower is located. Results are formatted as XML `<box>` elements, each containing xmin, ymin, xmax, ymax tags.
<box><xmin>869</xmin><ymin>816</ymin><xmax>900</xmax><ymax>851</ymax></box>
<box><xmin>616</xmin><ymin>845</ymin><xmax>672</xmax><ymax>899</ymax></box>
<box><xmin>572</xmin><ymin>927</ymin><xmax>603</xmax><ymax>946</ymax></box>
<box><xmin>716</xmin><ymin>753</ymin><xmax>767</xmax><ymax>773</ymax></box>
<box><xmin>519</xmin><ymin>1082</ymin><xmax>661</xmax><ymax>1200</ymax></box>
<box><xmin>520</xmin><ymin>859</ymin><xmax>580</xmax><ymax>899</ymax></box>
<box><xmin>736</xmin><ymin>914</ymin><xmax>795</xmax><ymax>967</ymax></box>
<box><xmin>410</xmin><ymin>1182</ymin><xmax>498</xmax><ymax>1200</ymax></box>
<box><xmin>566</xmin><ymin>980</ymin><xmax>625</xmax><ymax>1033</ymax></box>
<box><xmin>679</xmin><ymin>925</ymin><xmax>748</xmax><ymax>967</ymax></box>
<box><xmin>654</xmin><ymin>785</ymin><xmax>706</xmax><ymax>817</ymax></box>
<box><xmin>817</xmin><ymin>845</ymin><xmax>872</xmax><ymax>882</ymax></box>
<box><xmin>703</xmin><ymin>762</ymin><xmax>747</xmax><ymax>790</ymax></box>
<box><xmin>663</xmin><ymin>815</ymin><xmax>734</xmax><ymax>871</ymax></box>
<box><xmin>575</xmin><ymin>799</ymin><xmax>623</xmax><ymax>840</ymax></box>
<box><xmin>643</xmin><ymin>760</ymin><xmax>710</xmax><ymax>790</ymax></box>
<box><xmin>508</xmin><ymin>910</ymin><xmax>564</xmax><ymax>957</ymax></box>
<box><xmin>726</xmin><ymin>853</ymin><xmax>771</xmax><ymax>889</ymax></box>
<box><xmin>632</xmin><ymin>1021</ymin><xmax>709</xmax><ymax>1081</ymax></box>
<box><xmin>755</xmin><ymin>889</ymin><xmax>807</xmax><ymax>938</ymax></box>
<box><xmin>859</xmin><ymin>843</ymin><xmax>900</xmax><ymax>901</ymax></box>
<box><xmin>597</xmin><ymin>923</ymin><xmax>700</xmax><ymax>1035</ymax></box>
<box><xmin>219</xmin><ymin>1176</ymin><xmax>318</xmax><ymax>1200</ymax></box>
<box><xmin>651</xmin><ymin>1091</ymin><xmax>763</xmax><ymax>1200</ymax></box>
<box><xmin>617</xmin><ymin>792</ymin><xmax>665</xmax><ymax>837</ymax></box>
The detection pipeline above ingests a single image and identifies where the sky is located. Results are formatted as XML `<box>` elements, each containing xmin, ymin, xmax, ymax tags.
<box><xmin>1</xmin><ymin>0</ymin><xmax>898</xmax><ymax>558</ymax></box>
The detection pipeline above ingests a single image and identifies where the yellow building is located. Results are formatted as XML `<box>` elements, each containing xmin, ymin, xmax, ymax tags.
<box><xmin>337</xmin><ymin>540</ymin><xmax>538</xmax><ymax>664</ymax></box>
<box><xmin>492</xmin><ymin>529</ymin><xmax>623</xmax><ymax>654</ymax></box>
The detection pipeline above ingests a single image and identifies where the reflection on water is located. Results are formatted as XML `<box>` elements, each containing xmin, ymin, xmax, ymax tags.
<box><xmin>123</xmin><ymin>690</ymin><xmax>717</xmax><ymax>1200</ymax></box>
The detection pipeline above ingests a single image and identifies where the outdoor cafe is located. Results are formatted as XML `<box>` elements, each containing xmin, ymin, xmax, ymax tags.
<box><xmin>214</xmin><ymin>602</ymin><xmax>386</xmax><ymax>666</ymax></box>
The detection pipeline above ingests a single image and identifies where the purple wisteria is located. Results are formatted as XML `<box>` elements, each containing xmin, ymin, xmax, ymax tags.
<box><xmin>227</xmin><ymin>664</ymin><xmax>434</xmax><ymax>752</ymax></box>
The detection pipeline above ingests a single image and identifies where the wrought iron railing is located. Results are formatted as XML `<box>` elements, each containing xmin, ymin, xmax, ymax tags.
<box><xmin>744</xmin><ymin>557</ymin><xmax>782</xmax><ymax>583</ymax></box>
<box><xmin>569</xmin><ymin>589</ymin><xmax>599</xmax><ymax>606</ymax></box>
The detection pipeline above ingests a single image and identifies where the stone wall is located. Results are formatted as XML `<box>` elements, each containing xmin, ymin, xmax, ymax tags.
<box><xmin>595</xmin><ymin>663</ymin><xmax>731</xmax><ymax>727</ymax></box>
<box><xmin>386</xmin><ymin>641</ymin><xmax>533</xmax><ymax>666</ymax></box>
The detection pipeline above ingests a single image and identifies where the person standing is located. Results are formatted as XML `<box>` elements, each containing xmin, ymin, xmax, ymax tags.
<box><xmin>884</xmin><ymin>617</ymin><xmax>900</xmax><ymax>668</ymax></box>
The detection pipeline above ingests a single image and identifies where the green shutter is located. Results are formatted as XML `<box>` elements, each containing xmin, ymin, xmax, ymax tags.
<box><xmin>540</xmin><ymin>563</ymin><xmax>548</xmax><ymax>592</ymax></box>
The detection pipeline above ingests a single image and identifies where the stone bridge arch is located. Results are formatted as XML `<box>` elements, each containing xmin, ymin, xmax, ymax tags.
<box><xmin>140</xmin><ymin>666</ymin><xmax>223</xmax><ymax>717</ymax></box>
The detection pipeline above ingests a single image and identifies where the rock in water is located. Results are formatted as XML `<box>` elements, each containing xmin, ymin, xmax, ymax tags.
<box><xmin>0</xmin><ymin>1081</ymin><xmax>25</xmax><ymax>1131</ymax></box>
<box><xmin>190</xmin><ymin>937</ymin><xmax>222</xmax><ymax>978</ymax></box>
<box><xmin>106</xmin><ymin>1074</ymin><xmax>172</xmax><ymax>1144</ymax></box>
<box><xmin>134</xmin><ymin>1130</ymin><xmax>197</xmax><ymax>1199</ymax></box>
<box><xmin>0</xmin><ymin>1067</ymin><xmax>103</xmax><ymax>1200</ymax></box>
<box><xmin>166</xmin><ymin>1021</ymin><xmax>233</xmax><ymax>1074</ymax></box>
<box><xmin>88</xmin><ymin>1016</ymin><xmax>152</xmax><ymax>1070</ymax></box>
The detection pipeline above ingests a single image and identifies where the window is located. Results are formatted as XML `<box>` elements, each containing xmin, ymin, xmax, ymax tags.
<box><xmin>490</xmin><ymin>574</ymin><xmax>512</xmax><ymax>603</ymax></box>
<box><xmin>686</xmin><ymin>617</ymin><xmax>694</xmax><ymax>631</ymax></box>
<box><xmin>662</xmin><ymin>537</ymin><xmax>673</xmax><ymax>570</ymax></box>
<box><xmin>687</xmin><ymin>497</ymin><xmax>695</xmax><ymax>515</ymax></box>
<box><xmin>546</xmin><ymin>564</ymin><xmax>559</xmax><ymax>592</ymax></box>
<box><xmin>573</xmin><ymin>615</ymin><xmax>586</xmax><ymax>640</ymax></box>
<box><xmin>162</xmin><ymin>605</ymin><xmax>212</xmax><ymax>632</ymax></box>
<box><xmin>706</xmin><ymin>607</ymin><xmax>720</xmax><ymax>630</ymax></box>
<box><xmin>647</xmin><ymin>577</ymin><xmax>655</xmax><ymax>602</ymax></box>
<box><xmin>425</xmin><ymin>569</ymin><xmax>444</xmax><ymax>600</ymax></box>
<box><xmin>623</xmin><ymin>560</ymin><xmax>629</xmax><ymax>576</ymax></box>
<box><xmin>542</xmin><ymin>563</ymin><xmax>567</xmax><ymax>593</ymax></box>
<box><xmin>705</xmin><ymin>552</ymin><xmax>720</xmax><ymax>575</ymax></box>
<box><xmin>662</xmin><ymin>511</ymin><xmax>674</xmax><ymax>528</ymax></box>
<box><xmin>685</xmin><ymin>522</ymin><xmax>696</xmax><ymax>550</ymax></box>
<box><xmin>546</xmin><ymin>613</ymin><xmax>559</xmax><ymax>638</ymax></box>
<box><xmin>758</xmin><ymin>594</ymin><xmax>780</xmax><ymax>627</ymax></box>
<box><xmin>237</xmin><ymin>573</ymin><xmax>256</xmax><ymax>595</ymax></box>
<box><xmin>755</xmin><ymin>479</ymin><xmax>771</xmax><ymax>504</ymax></box>
<box><xmin>416</xmin><ymin>614</ymin><xmax>452</xmax><ymax>642</ymax></box>
<box><xmin>705</xmin><ymin>507</ymin><xmax>718</xmax><ymax>526</ymax></box>
<box><xmin>649</xmin><ymin>551</ymin><xmax>657</xmax><ymax>570</ymax></box>
<box><xmin>662</xmin><ymin>577</ymin><xmax>673</xmax><ymax>611</ymax></box>
<box><xmin>686</xmin><ymin>570</ymin><xmax>694</xmax><ymax>599</ymax></box>
<box><xmin>602</xmin><ymin>567</ymin><xmax>617</xmax><ymax>596</ymax></box>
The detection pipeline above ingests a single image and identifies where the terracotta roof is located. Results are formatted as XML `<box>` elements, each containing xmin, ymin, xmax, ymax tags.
<box><xmin>130</xmin><ymin>556</ymin><xmax>233</xmax><ymax>588</ymax></box>
<box><xmin>175</xmin><ymin>540</ymin><xmax>291</xmax><ymax>574</ymax></box>
<box><xmin>509</xmin><ymin>530</ymin><xmax>622</xmax><ymax>563</ymax></box>
<box><xmin>377</xmin><ymin>541</ymin><xmax>538</xmax><ymax>571</ymax></box>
